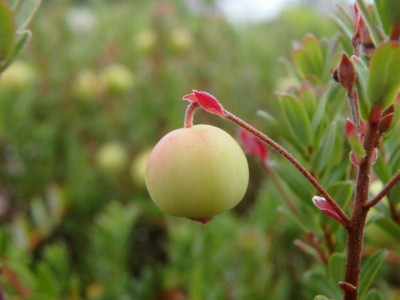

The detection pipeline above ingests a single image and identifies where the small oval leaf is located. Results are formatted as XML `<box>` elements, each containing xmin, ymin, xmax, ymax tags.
<box><xmin>358</xmin><ymin>250</ymin><xmax>388</xmax><ymax>300</ymax></box>
<box><xmin>368</xmin><ymin>42</ymin><xmax>400</xmax><ymax>109</ymax></box>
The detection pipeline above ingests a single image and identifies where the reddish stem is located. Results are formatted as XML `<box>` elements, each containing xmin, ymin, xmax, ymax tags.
<box><xmin>364</xmin><ymin>170</ymin><xmax>400</xmax><ymax>209</ymax></box>
<box><xmin>342</xmin><ymin>113</ymin><xmax>380</xmax><ymax>300</ymax></box>
<box><xmin>184</xmin><ymin>102</ymin><xmax>200</xmax><ymax>128</ymax></box>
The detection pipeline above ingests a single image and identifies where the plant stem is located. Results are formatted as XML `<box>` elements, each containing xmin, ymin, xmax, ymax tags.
<box><xmin>223</xmin><ymin>110</ymin><xmax>351</xmax><ymax>228</ymax></box>
<box><xmin>365</xmin><ymin>170</ymin><xmax>400</xmax><ymax>209</ymax></box>
<box><xmin>342</xmin><ymin>114</ymin><xmax>380</xmax><ymax>300</ymax></box>
<box><xmin>184</xmin><ymin>102</ymin><xmax>199</xmax><ymax>128</ymax></box>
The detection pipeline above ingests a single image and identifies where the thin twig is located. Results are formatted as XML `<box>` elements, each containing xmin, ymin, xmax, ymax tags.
<box><xmin>365</xmin><ymin>170</ymin><xmax>400</xmax><ymax>209</ymax></box>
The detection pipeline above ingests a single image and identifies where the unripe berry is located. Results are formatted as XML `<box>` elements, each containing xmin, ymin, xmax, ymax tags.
<box><xmin>0</xmin><ymin>61</ymin><xmax>36</xmax><ymax>91</ymax></box>
<box><xmin>95</xmin><ymin>142</ymin><xmax>128</xmax><ymax>174</ymax></box>
<box><xmin>145</xmin><ymin>125</ymin><xmax>249</xmax><ymax>220</ymax></box>
<box><xmin>101</xmin><ymin>64</ymin><xmax>135</xmax><ymax>96</ymax></box>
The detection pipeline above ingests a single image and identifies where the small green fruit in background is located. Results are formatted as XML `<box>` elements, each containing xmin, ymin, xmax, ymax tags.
<box><xmin>101</xmin><ymin>64</ymin><xmax>135</xmax><ymax>96</ymax></box>
<box><xmin>145</xmin><ymin>124</ymin><xmax>249</xmax><ymax>219</ymax></box>
<box><xmin>133</xmin><ymin>28</ymin><xmax>156</xmax><ymax>54</ymax></box>
<box><xmin>73</xmin><ymin>69</ymin><xmax>104</xmax><ymax>101</ymax></box>
<box><xmin>0</xmin><ymin>61</ymin><xmax>36</xmax><ymax>91</ymax></box>
<box><xmin>130</xmin><ymin>148</ymin><xmax>151</xmax><ymax>188</ymax></box>
<box><xmin>170</xmin><ymin>27</ymin><xmax>192</xmax><ymax>53</ymax></box>
<box><xmin>96</xmin><ymin>142</ymin><xmax>128</xmax><ymax>174</ymax></box>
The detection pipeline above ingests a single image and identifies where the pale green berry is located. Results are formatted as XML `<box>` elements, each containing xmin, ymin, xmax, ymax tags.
<box><xmin>145</xmin><ymin>124</ymin><xmax>249</xmax><ymax>219</ymax></box>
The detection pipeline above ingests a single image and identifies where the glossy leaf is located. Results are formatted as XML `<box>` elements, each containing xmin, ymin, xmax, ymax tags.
<box><xmin>280</xmin><ymin>94</ymin><xmax>313</xmax><ymax>148</ymax></box>
<box><xmin>368</xmin><ymin>42</ymin><xmax>400</xmax><ymax>109</ymax></box>
<box><xmin>352</xmin><ymin>55</ymin><xmax>370</xmax><ymax>120</ymax></box>
<box><xmin>358</xmin><ymin>250</ymin><xmax>388</xmax><ymax>300</ymax></box>
<box><xmin>310</xmin><ymin>122</ymin><xmax>337</xmax><ymax>173</ymax></box>
<box><xmin>0</xmin><ymin>0</ymin><xmax>15</xmax><ymax>65</ymax></box>
<box><xmin>375</xmin><ymin>0</ymin><xmax>400</xmax><ymax>36</ymax></box>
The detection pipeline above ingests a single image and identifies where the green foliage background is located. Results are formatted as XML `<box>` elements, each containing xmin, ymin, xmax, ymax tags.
<box><xmin>0</xmin><ymin>0</ymin><xmax>399</xmax><ymax>299</ymax></box>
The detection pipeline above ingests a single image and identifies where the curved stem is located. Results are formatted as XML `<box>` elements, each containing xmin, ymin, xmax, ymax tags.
<box><xmin>224</xmin><ymin>110</ymin><xmax>351</xmax><ymax>228</ymax></box>
<box><xmin>184</xmin><ymin>102</ymin><xmax>200</xmax><ymax>128</ymax></box>
<box><xmin>365</xmin><ymin>170</ymin><xmax>400</xmax><ymax>209</ymax></box>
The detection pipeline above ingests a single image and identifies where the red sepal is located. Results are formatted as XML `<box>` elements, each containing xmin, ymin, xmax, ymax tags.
<box><xmin>183</xmin><ymin>90</ymin><xmax>227</xmax><ymax>118</ymax></box>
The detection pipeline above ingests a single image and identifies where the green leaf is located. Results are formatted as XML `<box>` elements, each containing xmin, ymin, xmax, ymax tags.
<box><xmin>333</xmin><ymin>5</ymin><xmax>355</xmax><ymax>40</ymax></box>
<box><xmin>0</xmin><ymin>29</ymin><xmax>31</xmax><ymax>71</ymax></box>
<box><xmin>14</xmin><ymin>0</ymin><xmax>41</xmax><ymax>31</ymax></box>
<box><xmin>303</xmin><ymin>269</ymin><xmax>342</xmax><ymax>300</ymax></box>
<box><xmin>292</xmin><ymin>35</ymin><xmax>324</xmax><ymax>82</ymax></box>
<box><xmin>368</xmin><ymin>42</ymin><xmax>400</xmax><ymax>109</ymax></box>
<box><xmin>302</xmin><ymin>35</ymin><xmax>324</xmax><ymax>78</ymax></box>
<box><xmin>280</xmin><ymin>94</ymin><xmax>313</xmax><ymax>148</ymax></box>
<box><xmin>327</xmin><ymin>181</ymin><xmax>353</xmax><ymax>209</ymax></box>
<box><xmin>310</xmin><ymin>122</ymin><xmax>337</xmax><ymax>173</ymax></box>
<box><xmin>299</xmin><ymin>85</ymin><xmax>317</xmax><ymax>120</ymax></box>
<box><xmin>0</xmin><ymin>0</ymin><xmax>15</xmax><ymax>65</ymax></box>
<box><xmin>364</xmin><ymin>289</ymin><xmax>386</xmax><ymax>300</ymax></box>
<box><xmin>328</xmin><ymin>252</ymin><xmax>346</xmax><ymax>284</ymax></box>
<box><xmin>375</xmin><ymin>217</ymin><xmax>400</xmax><ymax>243</ymax></box>
<box><xmin>352</xmin><ymin>56</ymin><xmax>370</xmax><ymax>120</ymax></box>
<box><xmin>35</xmin><ymin>263</ymin><xmax>59</xmax><ymax>296</ymax></box>
<box><xmin>359</xmin><ymin>250</ymin><xmax>388</xmax><ymax>300</ymax></box>
<box><xmin>272</xmin><ymin>160</ymin><xmax>315</xmax><ymax>205</ymax></box>
<box><xmin>373</xmin><ymin>151</ymin><xmax>392</xmax><ymax>183</ymax></box>
<box><xmin>375</xmin><ymin>0</ymin><xmax>400</xmax><ymax>36</ymax></box>
<box><xmin>355</xmin><ymin>0</ymin><xmax>384</xmax><ymax>46</ymax></box>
